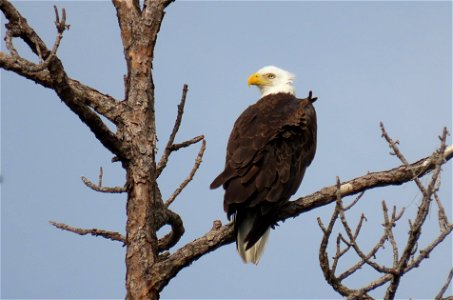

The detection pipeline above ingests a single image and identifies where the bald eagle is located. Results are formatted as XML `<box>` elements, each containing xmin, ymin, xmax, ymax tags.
<box><xmin>210</xmin><ymin>66</ymin><xmax>317</xmax><ymax>264</ymax></box>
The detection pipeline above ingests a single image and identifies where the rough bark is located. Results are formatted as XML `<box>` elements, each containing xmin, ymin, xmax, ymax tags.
<box><xmin>111</xmin><ymin>1</ymin><xmax>172</xmax><ymax>299</ymax></box>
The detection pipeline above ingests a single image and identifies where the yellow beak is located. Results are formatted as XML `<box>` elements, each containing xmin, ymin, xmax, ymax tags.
<box><xmin>247</xmin><ymin>73</ymin><xmax>266</xmax><ymax>87</ymax></box>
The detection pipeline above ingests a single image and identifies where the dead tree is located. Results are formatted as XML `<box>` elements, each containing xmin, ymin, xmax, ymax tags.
<box><xmin>1</xmin><ymin>1</ymin><xmax>451</xmax><ymax>299</ymax></box>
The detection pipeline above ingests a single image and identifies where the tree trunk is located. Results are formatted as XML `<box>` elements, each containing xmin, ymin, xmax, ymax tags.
<box><xmin>112</xmin><ymin>1</ymin><xmax>170</xmax><ymax>298</ymax></box>
<box><xmin>125</xmin><ymin>163</ymin><xmax>158</xmax><ymax>299</ymax></box>
<box><xmin>121</xmin><ymin>36</ymin><xmax>160</xmax><ymax>300</ymax></box>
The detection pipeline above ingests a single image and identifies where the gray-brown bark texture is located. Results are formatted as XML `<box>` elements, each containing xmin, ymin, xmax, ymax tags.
<box><xmin>1</xmin><ymin>1</ymin><xmax>452</xmax><ymax>299</ymax></box>
<box><xmin>112</xmin><ymin>1</ymin><xmax>166</xmax><ymax>298</ymax></box>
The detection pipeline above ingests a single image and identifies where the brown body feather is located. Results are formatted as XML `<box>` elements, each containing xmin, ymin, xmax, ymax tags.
<box><xmin>211</xmin><ymin>92</ymin><xmax>317</xmax><ymax>259</ymax></box>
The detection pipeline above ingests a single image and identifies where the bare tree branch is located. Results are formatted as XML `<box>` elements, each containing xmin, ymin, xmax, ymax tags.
<box><xmin>344</xmin><ymin>191</ymin><xmax>365</xmax><ymax>211</ymax></box>
<box><xmin>337</xmin><ymin>195</ymin><xmax>396</xmax><ymax>275</ymax></box>
<box><xmin>53</xmin><ymin>5</ymin><xmax>70</xmax><ymax>33</ymax></box>
<box><xmin>157</xmin><ymin>209</ymin><xmax>185</xmax><ymax>252</ymax></box>
<box><xmin>317</xmin><ymin>178</ymin><xmax>374</xmax><ymax>299</ymax></box>
<box><xmin>0</xmin><ymin>0</ymin><xmax>121</xmax><ymax>124</ymax></box>
<box><xmin>81</xmin><ymin>167</ymin><xmax>127</xmax><ymax>193</ymax></box>
<box><xmin>384</xmin><ymin>127</ymin><xmax>448</xmax><ymax>299</ymax></box>
<box><xmin>434</xmin><ymin>192</ymin><xmax>450</xmax><ymax>231</ymax></box>
<box><xmin>143</xmin><ymin>0</ymin><xmax>174</xmax><ymax>14</ymax></box>
<box><xmin>403</xmin><ymin>222</ymin><xmax>453</xmax><ymax>273</ymax></box>
<box><xmin>0</xmin><ymin>0</ymin><xmax>126</xmax><ymax>160</ymax></box>
<box><xmin>380</xmin><ymin>122</ymin><xmax>432</xmax><ymax>194</ymax></box>
<box><xmin>382</xmin><ymin>202</ymin><xmax>404</xmax><ymax>267</ymax></box>
<box><xmin>157</xmin><ymin>84</ymin><xmax>189</xmax><ymax>177</ymax></box>
<box><xmin>165</xmin><ymin>139</ymin><xmax>206</xmax><ymax>207</ymax></box>
<box><xmin>312</xmin><ymin>126</ymin><xmax>452</xmax><ymax>299</ymax></box>
<box><xmin>49</xmin><ymin>221</ymin><xmax>125</xmax><ymax>243</ymax></box>
<box><xmin>436</xmin><ymin>268</ymin><xmax>453</xmax><ymax>300</ymax></box>
<box><xmin>170</xmin><ymin>135</ymin><xmax>204</xmax><ymax>152</ymax></box>
<box><xmin>152</xmin><ymin>220</ymin><xmax>233</xmax><ymax>292</ymax></box>
<box><xmin>13</xmin><ymin>5</ymin><xmax>70</xmax><ymax>73</ymax></box>
<box><xmin>14</xmin><ymin>6</ymin><xmax>70</xmax><ymax>73</ymax></box>
<box><xmin>152</xmin><ymin>138</ymin><xmax>453</xmax><ymax>290</ymax></box>
<box><xmin>279</xmin><ymin>143</ymin><xmax>453</xmax><ymax>220</ymax></box>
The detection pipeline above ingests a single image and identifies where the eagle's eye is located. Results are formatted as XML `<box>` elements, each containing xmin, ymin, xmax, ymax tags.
<box><xmin>266</xmin><ymin>73</ymin><xmax>276</xmax><ymax>79</ymax></box>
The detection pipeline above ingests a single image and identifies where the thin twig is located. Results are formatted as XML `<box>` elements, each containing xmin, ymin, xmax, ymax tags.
<box><xmin>353</xmin><ymin>213</ymin><xmax>367</xmax><ymax>239</ymax></box>
<box><xmin>53</xmin><ymin>5</ymin><xmax>70</xmax><ymax>33</ymax></box>
<box><xmin>333</xmin><ymin>221</ymin><xmax>364</xmax><ymax>280</ymax></box>
<box><xmin>384</xmin><ymin>126</ymin><xmax>449</xmax><ymax>299</ymax></box>
<box><xmin>332</xmin><ymin>217</ymin><xmax>370</xmax><ymax>278</ymax></box>
<box><xmin>435</xmin><ymin>268</ymin><xmax>453</xmax><ymax>300</ymax></box>
<box><xmin>165</xmin><ymin>139</ymin><xmax>206</xmax><ymax>207</ymax></box>
<box><xmin>98</xmin><ymin>166</ymin><xmax>103</xmax><ymax>187</ymax></box>
<box><xmin>24</xmin><ymin>31</ymin><xmax>64</xmax><ymax>72</ymax></box>
<box><xmin>5</xmin><ymin>30</ymin><xmax>19</xmax><ymax>56</ymax></box>
<box><xmin>170</xmin><ymin>135</ymin><xmax>204</xmax><ymax>151</ymax></box>
<box><xmin>434</xmin><ymin>192</ymin><xmax>449</xmax><ymax>231</ymax></box>
<box><xmin>317</xmin><ymin>178</ymin><xmax>374</xmax><ymax>299</ymax></box>
<box><xmin>331</xmin><ymin>234</ymin><xmax>346</xmax><ymax>274</ymax></box>
<box><xmin>49</xmin><ymin>221</ymin><xmax>125</xmax><ymax>243</ymax></box>
<box><xmin>157</xmin><ymin>84</ymin><xmax>189</xmax><ymax>177</ymax></box>
<box><xmin>4</xmin><ymin>5</ymin><xmax>69</xmax><ymax>73</ymax></box>
<box><xmin>338</xmin><ymin>193</ymin><xmax>394</xmax><ymax>275</ymax></box>
<box><xmin>404</xmin><ymin>223</ymin><xmax>453</xmax><ymax>273</ymax></box>
<box><xmin>0</xmin><ymin>0</ymin><xmax>123</xmax><ymax>154</ymax></box>
<box><xmin>381</xmin><ymin>201</ymin><xmax>403</xmax><ymax>267</ymax></box>
<box><xmin>344</xmin><ymin>191</ymin><xmax>365</xmax><ymax>211</ymax></box>
<box><xmin>380</xmin><ymin>122</ymin><xmax>427</xmax><ymax>194</ymax></box>
<box><xmin>81</xmin><ymin>167</ymin><xmax>126</xmax><ymax>193</ymax></box>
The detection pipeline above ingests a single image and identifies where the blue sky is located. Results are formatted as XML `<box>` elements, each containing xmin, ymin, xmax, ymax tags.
<box><xmin>2</xmin><ymin>1</ymin><xmax>452</xmax><ymax>299</ymax></box>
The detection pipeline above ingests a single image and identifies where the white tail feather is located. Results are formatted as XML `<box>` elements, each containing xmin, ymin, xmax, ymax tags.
<box><xmin>237</xmin><ymin>216</ymin><xmax>270</xmax><ymax>265</ymax></box>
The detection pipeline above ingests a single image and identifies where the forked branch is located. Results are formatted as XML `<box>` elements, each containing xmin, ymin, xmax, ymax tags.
<box><xmin>157</xmin><ymin>84</ymin><xmax>189</xmax><ymax>177</ymax></box>
<box><xmin>317</xmin><ymin>178</ymin><xmax>374</xmax><ymax>299</ymax></box>
<box><xmin>0</xmin><ymin>2</ymin><xmax>123</xmax><ymax>158</ymax></box>
<box><xmin>316</xmin><ymin>125</ymin><xmax>452</xmax><ymax>299</ymax></box>
<box><xmin>165</xmin><ymin>138</ymin><xmax>206</xmax><ymax>207</ymax></box>
<box><xmin>279</xmin><ymin>142</ymin><xmax>453</xmax><ymax>220</ymax></box>
<box><xmin>383</xmin><ymin>125</ymin><xmax>449</xmax><ymax>299</ymax></box>
<box><xmin>81</xmin><ymin>167</ymin><xmax>127</xmax><ymax>193</ymax></box>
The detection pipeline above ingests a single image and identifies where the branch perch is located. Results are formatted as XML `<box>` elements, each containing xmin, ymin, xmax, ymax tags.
<box><xmin>153</xmin><ymin>126</ymin><xmax>453</xmax><ymax>293</ymax></box>
<box><xmin>279</xmin><ymin>143</ymin><xmax>453</xmax><ymax>220</ymax></box>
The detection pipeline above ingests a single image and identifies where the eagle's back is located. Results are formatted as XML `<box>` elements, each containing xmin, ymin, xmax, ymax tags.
<box><xmin>210</xmin><ymin>92</ymin><xmax>317</xmax><ymax>250</ymax></box>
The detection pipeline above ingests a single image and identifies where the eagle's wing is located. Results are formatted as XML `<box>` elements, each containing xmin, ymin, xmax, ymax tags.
<box><xmin>210</xmin><ymin>92</ymin><xmax>317</xmax><ymax>248</ymax></box>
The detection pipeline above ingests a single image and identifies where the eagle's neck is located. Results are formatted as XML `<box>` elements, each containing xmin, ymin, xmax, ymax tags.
<box><xmin>259</xmin><ymin>83</ymin><xmax>295</xmax><ymax>98</ymax></box>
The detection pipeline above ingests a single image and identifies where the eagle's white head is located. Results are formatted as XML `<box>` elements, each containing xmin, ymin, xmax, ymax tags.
<box><xmin>247</xmin><ymin>65</ymin><xmax>296</xmax><ymax>98</ymax></box>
